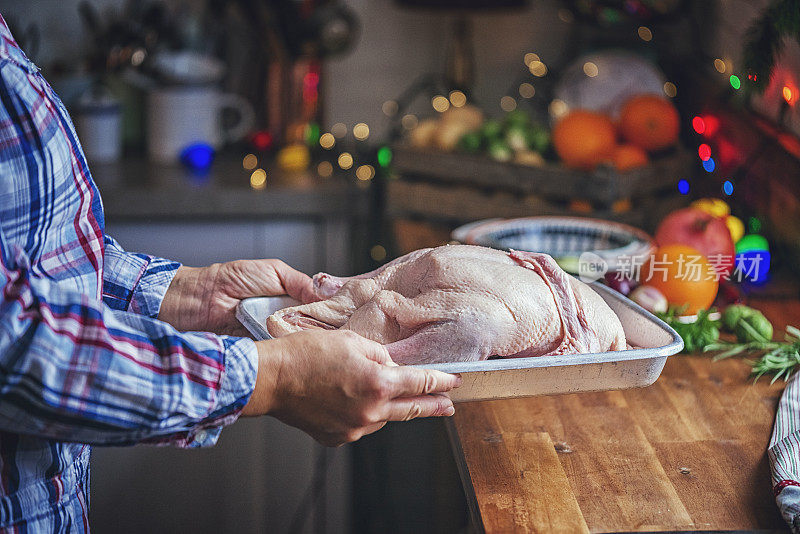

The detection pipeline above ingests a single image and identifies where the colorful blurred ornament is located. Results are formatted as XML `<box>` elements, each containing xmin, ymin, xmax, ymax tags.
<box><xmin>725</xmin><ymin>215</ymin><xmax>745</xmax><ymax>243</ymax></box>
<box><xmin>691</xmin><ymin>198</ymin><xmax>730</xmax><ymax>218</ymax></box>
<box><xmin>736</xmin><ymin>251</ymin><xmax>770</xmax><ymax>284</ymax></box>
<box><xmin>735</xmin><ymin>234</ymin><xmax>770</xmax><ymax>284</ymax></box>
<box><xmin>736</xmin><ymin>234</ymin><xmax>769</xmax><ymax>254</ymax></box>
<box><xmin>180</xmin><ymin>143</ymin><xmax>215</xmax><ymax>174</ymax></box>
<box><xmin>277</xmin><ymin>143</ymin><xmax>311</xmax><ymax>172</ymax></box>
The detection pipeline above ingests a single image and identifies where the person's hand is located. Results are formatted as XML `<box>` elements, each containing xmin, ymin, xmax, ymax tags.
<box><xmin>243</xmin><ymin>330</ymin><xmax>461</xmax><ymax>446</ymax></box>
<box><xmin>159</xmin><ymin>259</ymin><xmax>318</xmax><ymax>336</ymax></box>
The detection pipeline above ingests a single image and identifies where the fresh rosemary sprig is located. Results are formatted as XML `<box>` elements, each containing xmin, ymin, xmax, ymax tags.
<box><xmin>704</xmin><ymin>325</ymin><xmax>800</xmax><ymax>383</ymax></box>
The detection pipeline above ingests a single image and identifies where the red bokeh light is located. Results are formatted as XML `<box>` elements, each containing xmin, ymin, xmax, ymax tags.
<box><xmin>698</xmin><ymin>143</ymin><xmax>712</xmax><ymax>161</ymax></box>
<box><xmin>692</xmin><ymin>116</ymin><xmax>705</xmax><ymax>135</ymax></box>
<box><xmin>250</xmin><ymin>131</ymin><xmax>273</xmax><ymax>151</ymax></box>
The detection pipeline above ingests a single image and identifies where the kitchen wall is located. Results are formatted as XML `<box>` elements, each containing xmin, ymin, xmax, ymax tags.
<box><xmin>5</xmin><ymin>0</ymin><xmax>794</xmax><ymax>139</ymax></box>
<box><xmin>0</xmin><ymin>0</ymin><xmax>571</xmax><ymax>140</ymax></box>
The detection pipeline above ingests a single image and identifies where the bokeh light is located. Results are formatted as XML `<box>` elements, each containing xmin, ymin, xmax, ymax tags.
<box><xmin>353</xmin><ymin>123</ymin><xmax>370</xmax><ymax>140</ymax></box>
<box><xmin>729</xmin><ymin>75</ymin><xmax>741</xmax><ymax>90</ymax></box>
<box><xmin>250</xmin><ymin>169</ymin><xmax>266</xmax><ymax>190</ymax></box>
<box><xmin>557</xmin><ymin>9</ymin><xmax>574</xmax><ymax>23</ymax></box>
<box><xmin>637</xmin><ymin>26</ymin><xmax>653</xmax><ymax>41</ymax></box>
<box><xmin>678</xmin><ymin>179</ymin><xmax>690</xmax><ymax>195</ymax></box>
<box><xmin>698</xmin><ymin>144</ymin><xmax>711</xmax><ymax>161</ymax></box>
<box><xmin>723</xmin><ymin>180</ymin><xmax>734</xmax><ymax>195</ymax></box>
<box><xmin>663</xmin><ymin>82</ymin><xmax>677</xmax><ymax>97</ymax></box>
<box><xmin>692</xmin><ymin>116</ymin><xmax>705</xmax><ymax>135</ymax></box>
<box><xmin>401</xmin><ymin>114</ymin><xmax>418</xmax><ymax>130</ymax></box>
<box><xmin>449</xmin><ymin>90</ymin><xmax>467</xmax><ymax>107</ymax></box>
<box><xmin>529</xmin><ymin>60</ymin><xmax>547</xmax><ymax>77</ymax></box>
<box><xmin>382</xmin><ymin>100</ymin><xmax>398</xmax><ymax>116</ymax></box>
<box><xmin>356</xmin><ymin>164</ymin><xmax>375</xmax><ymax>181</ymax></box>
<box><xmin>377</xmin><ymin>146</ymin><xmax>393</xmax><ymax>168</ymax></box>
<box><xmin>338</xmin><ymin>152</ymin><xmax>353</xmax><ymax>170</ymax></box>
<box><xmin>714</xmin><ymin>58</ymin><xmax>726</xmax><ymax>73</ymax></box>
<box><xmin>432</xmin><ymin>95</ymin><xmax>450</xmax><ymax>112</ymax></box>
<box><xmin>370</xmin><ymin>245</ymin><xmax>387</xmax><ymax>261</ymax></box>
<box><xmin>331</xmin><ymin>123</ymin><xmax>347</xmax><ymax>138</ymax></box>
<box><xmin>583</xmin><ymin>62</ymin><xmax>599</xmax><ymax>77</ymax></box>
<box><xmin>703</xmin><ymin>157</ymin><xmax>716</xmax><ymax>172</ymax></box>
<box><xmin>242</xmin><ymin>153</ymin><xmax>258</xmax><ymax>170</ymax></box>
<box><xmin>523</xmin><ymin>52</ymin><xmax>540</xmax><ymax>67</ymax></box>
<box><xmin>519</xmin><ymin>83</ymin><xmax>535</xmax><ymax>98</ymax></box>
<box><xmin>500</xmin><ymin>96</ymin><xmax>517</xmax><ymax>112</ymax></box>
<box><xmin>319</xmin><ymin>133</ymin><xmax>335</xmax><ymax>149</ymax></box>
<box><xmin>549</xmin><ymin>99</ymin><xmax>569</xmax><ymax>120</ymax></box>
<box><xmin>317</xmin><ymin>161</ymin><xmax>333</xmax><ymax>178</ymax></box>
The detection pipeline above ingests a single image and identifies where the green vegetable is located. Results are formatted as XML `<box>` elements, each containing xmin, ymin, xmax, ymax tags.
<box><xmin>657</xmin><ymin>307</ymin><xmax>720</xmax><ymax>353</ymax></box>
<box><xmin>705</xmin><ymin>325</ymin><xmax>800</xmax><ymax>383</ymax></box>
<box><xmin>722</xmin><ymin>304</ymin><xmax>749</xmax><ymax>331</ymax></box>
<box><xmin>487</xmin><ymin>139</ymin><xmax>513</xmax><ymax>162</ymax></box>
<box><xmin>526</xmin><ymin>125</ymin><xmax>550</xmax><ymax>153</ymax></box>
<box><xmin>480</xmin><ymin>120</ymin><xmax>503</xmax><ymax>141</ymax></box>
<box><xmin>504</xmin><ymin>109</ymin><xmax>530</xmax><ymax>128</ymax></box>
<box><xmin>505</xmin><ymin>126</ymin><xmax>528</xmax><ymax>152</ymax></box>
<box><xmin>458</xmin><ymin>131</ymin><xmax>482</xmax><ymax>153</ymax></box>
<box><xmin>721</xmin><ymin>304</ymin><xmax>774</xmax><ymax>343</ymax></box>
<box><xmin>735</xmin><ymin>311</ymin><xmax>773</xmax><ymax>343</ymax></box>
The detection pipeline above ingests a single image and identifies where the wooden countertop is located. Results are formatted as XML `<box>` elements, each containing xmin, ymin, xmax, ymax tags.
<box><xmin>447</xmin><ymin>299</ymin><xmax>800</xmax><ymax>533</ymax></box>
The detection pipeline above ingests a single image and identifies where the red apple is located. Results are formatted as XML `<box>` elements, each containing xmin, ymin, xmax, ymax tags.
<box><xmin>654</xmin><ymin>208</ymin><xmax>735</xmax><ymax>277</ymax></box>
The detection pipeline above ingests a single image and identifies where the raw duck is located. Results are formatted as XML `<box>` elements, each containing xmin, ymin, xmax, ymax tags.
<box><xmin>267</xmin><ymin>245</ymin><xmax>626</xmax><ymax>364</ymax></box>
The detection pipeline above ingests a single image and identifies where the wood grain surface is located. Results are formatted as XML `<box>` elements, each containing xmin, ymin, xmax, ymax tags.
<box><xmin>448</xmin><ymin>299</ymin><xmax>800</xmax><ymax>533</ymax></box>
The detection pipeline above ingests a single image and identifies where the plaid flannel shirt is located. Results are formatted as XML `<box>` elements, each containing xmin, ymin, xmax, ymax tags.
<box><xmin>0</xmin><ymin>15</ymin><xmax>258</xmax><ymax>532</ymax></box>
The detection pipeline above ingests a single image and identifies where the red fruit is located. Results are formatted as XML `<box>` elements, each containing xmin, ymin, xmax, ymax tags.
<box><xmin>654</xmin><ymin>208</ymin><xmax>735</xmax><ymax>277</ymax></box>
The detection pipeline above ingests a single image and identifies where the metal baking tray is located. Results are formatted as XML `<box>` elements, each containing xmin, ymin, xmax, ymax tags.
<box><xmin>236</xmin><ymin>283</ymin><xmax>683</xmax><ymax>402</ymax></box>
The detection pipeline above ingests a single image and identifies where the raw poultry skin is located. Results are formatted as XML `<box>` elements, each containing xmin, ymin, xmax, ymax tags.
<box><xmin>267</xmin><ymin>245</ymin><xmax>626</xmax><ymax>364</ymax></box>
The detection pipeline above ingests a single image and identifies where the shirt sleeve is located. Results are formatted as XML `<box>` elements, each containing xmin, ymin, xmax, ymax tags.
<box><xmin>0</xmin><ymin>236</ymin><xmax>259</xmax><ymax>448</ymax></box>
<box><xmin>102</xmin><ymin>235</ymin><xmax>182</xmax><ymax>319</ymax></box>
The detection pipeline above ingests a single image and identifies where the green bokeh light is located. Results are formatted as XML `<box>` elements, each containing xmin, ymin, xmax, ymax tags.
<box><xmin>730</xmin><ymin>75</ymin><xmax>741</xmax><ymax>90</ymax></box>
<box><xmin>305</xmin><ymin>122</ymin><xmax>320</xmax><ymax>146</ymax></box>
<box><xmin>377</xmin><ymin>146</ymin><xmax>392</xmax><ymax>168</ymax></box>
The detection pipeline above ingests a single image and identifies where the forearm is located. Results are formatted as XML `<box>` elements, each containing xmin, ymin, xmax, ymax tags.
<box><xmin>158</xmin><ymin>264</ymin><xmax>222</xmax><ymax>332</ymax></box>
<box><xmin>0</xmin><ymin>261</ymin><xmax>257</xmax><ymax>447</ymax></box>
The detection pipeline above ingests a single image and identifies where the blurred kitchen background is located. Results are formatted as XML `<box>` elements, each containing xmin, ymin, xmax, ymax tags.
<box><xmin>2</xmin><ymin>0</ymin><xmax>800</xmax><ymax>532</ymax></box>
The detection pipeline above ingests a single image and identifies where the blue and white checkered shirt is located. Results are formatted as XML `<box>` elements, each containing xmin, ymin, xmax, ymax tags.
<box><xmin>0</xmin><ymin>14</ymin><xmax>258</xmax><ymax>532</ymax></box>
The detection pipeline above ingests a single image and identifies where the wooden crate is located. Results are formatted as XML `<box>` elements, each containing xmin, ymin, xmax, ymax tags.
<box><xmin>387</xmin><ymin>146</ymin><xmax>692</xmax><ymax>253</ymax></box>
<box><xmin>391</xmin><ymin>146</ymin><xmax>693</xmax><ymax>208</ymax></box>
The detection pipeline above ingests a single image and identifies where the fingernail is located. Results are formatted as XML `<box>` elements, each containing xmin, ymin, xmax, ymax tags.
<box><xmin>453</xmin><ymin>374</ymin><xmax>463</xmax><ymax>387</ymax></box>
<box><xmin>444</xmin><ymin>406</ymin><xmax>455</xmax><ymax>416</ymax></box>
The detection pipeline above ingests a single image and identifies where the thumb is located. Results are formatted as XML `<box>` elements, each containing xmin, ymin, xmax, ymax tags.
<box><xmin>274</xmin><ymin>262</ymin><xmax>319</xmax><ymax>303</ymax></box>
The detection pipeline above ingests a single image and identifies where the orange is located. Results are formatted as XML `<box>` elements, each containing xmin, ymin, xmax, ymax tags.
<box><xmin>640</xmin><ymin>244</ymin><xmax>719</xmax><ymax>315</ymax></box>
<box><xmin>619</xmin><ymin>95</ymin><xmax>680</xmax><ymax>152</ymax></box>
<box><xmin>610</xmin><ymin>144</ymin><xmax>649</xmax><ymax>171</ymax></box>
<box><xmin>552</xmin><ymin>110</ymin><xmax>617</xmax><ymax>170</ymax></box>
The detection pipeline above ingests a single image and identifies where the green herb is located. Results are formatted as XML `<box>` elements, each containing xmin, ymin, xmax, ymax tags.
<box><xmin>721</xmin><ymin>304</ymin><xmax>774</xmax><ymax>343</ymax></box>
<box><xmin>704</xmin><ymin>325</ymin><xmax>800</xmax><ymax>383</ymax></box>
<box><xmin>657</xmin><ymin>307</ymin><xmax>720</xmax><ymax>353</ymax></box>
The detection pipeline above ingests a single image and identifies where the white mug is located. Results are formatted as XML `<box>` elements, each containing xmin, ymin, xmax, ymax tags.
<box><xmin>147</xmin><ymin>86</ymin><xmax>255</xmax><ymax>163</ymax></box>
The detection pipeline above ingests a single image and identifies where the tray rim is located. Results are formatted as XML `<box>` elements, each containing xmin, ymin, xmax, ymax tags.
<box><xmin>235</xmin><ymin>281</ymin><xmax>683</xmax><ymax>373</ymax></box>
